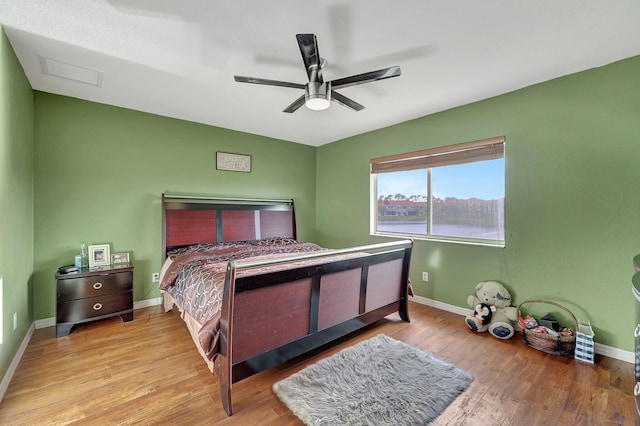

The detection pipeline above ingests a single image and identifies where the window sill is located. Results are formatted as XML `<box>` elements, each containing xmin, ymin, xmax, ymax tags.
<box><xmin>370</xmin><ymin>231</ymin><xmax>505</xmax><ymax>248</ymax></box>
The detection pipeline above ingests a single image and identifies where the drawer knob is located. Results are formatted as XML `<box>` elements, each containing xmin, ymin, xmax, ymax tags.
<box><xmin>93</xmin><ymin>303</ymin><xmax>103</xmax><ymax>311</ymax></box>
<box><xmin>93</xmin><ymin>282</ymin><xmax>103</xmax><ymax>290</ymax></box>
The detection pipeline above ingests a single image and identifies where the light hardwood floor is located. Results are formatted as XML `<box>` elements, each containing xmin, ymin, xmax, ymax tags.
<box><xmin>0</xmin><ymin>302</ymin><xmax>635</xmax><ymax>425</ymax></box>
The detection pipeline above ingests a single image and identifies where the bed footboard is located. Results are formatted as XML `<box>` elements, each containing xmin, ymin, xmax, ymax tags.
<box><xmin>214</xmin><ymin>239</ymin><xmax>413</xmax><ymax>415</ymax></box>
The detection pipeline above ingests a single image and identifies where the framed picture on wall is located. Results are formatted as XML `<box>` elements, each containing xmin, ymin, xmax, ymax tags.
<box><xmin>88</xmin><ymin>244</ymin><xmax>110</xmax><ymax>268</ymax></box>
<box><xmin>216</xmin><ymin>151</ymin><xmax>251</xmax><ymax>172</ymax></box>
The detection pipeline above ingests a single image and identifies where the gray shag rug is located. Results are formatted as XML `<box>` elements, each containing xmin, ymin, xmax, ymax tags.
<box><xmin>272</xmin><ymin>334</ymin><xmax>473</xmax><ymax>425</ymax></box>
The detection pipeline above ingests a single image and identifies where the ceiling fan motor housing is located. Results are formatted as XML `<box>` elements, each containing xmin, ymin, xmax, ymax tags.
<box><xmin>305</xmin><ymin>82</ymin><xmax>331</xmax><ymax>110</ymax></box>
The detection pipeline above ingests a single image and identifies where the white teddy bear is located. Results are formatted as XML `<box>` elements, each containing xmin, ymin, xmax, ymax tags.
<box><xmin>466</xmin><ymin>280</ymin><xmax>518</xmax><ymax>340</ymax></box>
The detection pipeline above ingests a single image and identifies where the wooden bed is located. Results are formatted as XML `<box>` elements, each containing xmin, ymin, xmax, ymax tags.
<box><xmin>160</xmin><ymin>194</ymin><xmax>413</xmax><ymax>415</ymax></box>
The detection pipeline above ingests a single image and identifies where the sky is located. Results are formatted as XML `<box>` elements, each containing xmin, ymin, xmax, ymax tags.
<box><xmin>377</xmin><ymin>158</ymin><xmax>505</xmax><ymax>200</ymax></box>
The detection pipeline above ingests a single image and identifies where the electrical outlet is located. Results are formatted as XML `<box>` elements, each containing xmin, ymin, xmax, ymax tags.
<box><xmin>13</xmin><ymin>313</ymin><xmax>17</xmax><ymax>330</ymax></box>
<box><xmin>152</xmin><ymin>272</ymin><xmax>160</xmax><ymax>283</ymax></box>
<box><xmin>422</xmin><ymin>272</ymin><xmax>429</xmax><ymax>282</ymax></box>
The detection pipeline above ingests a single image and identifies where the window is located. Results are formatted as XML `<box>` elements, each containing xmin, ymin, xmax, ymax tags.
<box><xmin>370</xmin><ymin>136</ymin><xmax>505</xmax><ymax>246</ymax></box>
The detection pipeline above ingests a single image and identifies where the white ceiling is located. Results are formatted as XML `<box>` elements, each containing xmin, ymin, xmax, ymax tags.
<box><xmin>1</xmin><ymin>1</ymin><xmax>639</xmax><ymax>147</ymax></box>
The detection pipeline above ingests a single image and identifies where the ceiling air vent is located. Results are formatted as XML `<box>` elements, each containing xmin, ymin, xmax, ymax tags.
<box><xmin>40</xmin><ymin>56</ymin><xmax>103</xmax><ymax>87</ymax></box>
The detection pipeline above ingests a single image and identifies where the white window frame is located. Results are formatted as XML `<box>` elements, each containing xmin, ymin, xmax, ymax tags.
<box><xmin>370</xmin><ymin>136</ymin><xmax>505</xmax><ymax>247</ymax></box>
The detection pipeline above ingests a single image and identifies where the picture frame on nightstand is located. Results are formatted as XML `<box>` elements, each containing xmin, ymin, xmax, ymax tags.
<box><xmin>112</xmin><ymin>252</ymin><xmax>130</xmax><ymax>264</ymax></box>
<box><xmin>88</xmin><ymin>244</ymin><xmax>110</xmax><ymax>268</ymax></box>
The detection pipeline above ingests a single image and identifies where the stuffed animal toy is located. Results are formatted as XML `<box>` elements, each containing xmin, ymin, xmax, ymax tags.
<box><xmin>470</xmin><ymin>302</ymin><xmax>496</xmax><ymax>325</ymax></box>
<box><xmin>466</xmin><ymin>280</ymin><xmax>518</xmax><ymax>339</ymax></box>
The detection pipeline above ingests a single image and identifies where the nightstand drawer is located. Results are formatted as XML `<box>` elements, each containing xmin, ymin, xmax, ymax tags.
<box><xmin>56</xmin><ymin>292</ymin><xmax>133</xmax><ymax>323</ymax></box>
<box><xmin>57</xmin><ymin>270</ymin><xmax>133</xmax><ymax>302</ymax></box>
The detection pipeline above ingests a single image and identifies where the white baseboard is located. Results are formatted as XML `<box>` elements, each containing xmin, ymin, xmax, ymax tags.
<box><xmin>410</xmin><ymin>294</ymin><xmax>471</xmax><ymax>316</ymax></box>
<box><xmin>133</xmin><ymin>296</ymin><xmax>162</xmax><ymax>310</ymax></box>
<box><xmin>34</xmin><ymin>316</ymin><xmax>55</xmax><ymax>329</ymax></box>
<box><xmin>0</xmin><ymin>323</ymin><xmax>35</xmax><ymax>403</ymax></box>
<box><xmin>409</xmin><ymin>295</ymin><xmax>634</xmax><ymax>364</ymax></box>
<box><xmin>593</xmin><ymin>342</ymin><xmax>634</xmax><ymax>364</ymax></box>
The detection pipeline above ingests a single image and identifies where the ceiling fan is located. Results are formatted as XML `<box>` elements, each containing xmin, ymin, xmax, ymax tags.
<box><xmin>234</xmin><ymin>34</ymin><xmax>401</xmax><ymax>113</ymax></box>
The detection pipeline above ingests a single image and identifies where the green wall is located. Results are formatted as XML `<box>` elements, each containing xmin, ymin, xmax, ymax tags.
<box><xmin>0</xmin><ymin>29</ymin><xmax>34</xmax><ymax>378</ymax></box>
<box><xmin>32</xmin><ymin>94</ymin><xmax>317</xmax><ymax>319</ymax></box>
<box><xmin>316</xmin><ymin>55</ymin><xmax>640</xmax><ymax>352</ymax></box>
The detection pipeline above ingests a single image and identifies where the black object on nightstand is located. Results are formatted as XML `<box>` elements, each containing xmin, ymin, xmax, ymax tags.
<box><xmin>55</xmin><ymin>263</ymin><xmax>134</xmax><ymax>337</ymax></box>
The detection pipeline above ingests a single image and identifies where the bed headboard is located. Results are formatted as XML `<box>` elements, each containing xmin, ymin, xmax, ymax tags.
<box><xmin>162</xmin><ymin>194</ymin><xmax>297</xmax><ymax>258</ymax></box>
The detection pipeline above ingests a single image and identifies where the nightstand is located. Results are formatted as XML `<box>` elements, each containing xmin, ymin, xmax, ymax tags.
<box><xmin>56</xmin><ymin>264</ymin><xmax>134</xmax><ymax>337</ymax></box>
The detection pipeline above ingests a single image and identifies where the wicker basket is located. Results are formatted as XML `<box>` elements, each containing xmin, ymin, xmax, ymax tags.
<box><xmin>516</xmin><ymin>299</ymin><xmax>577</xmax><ymax>356</ymax></box>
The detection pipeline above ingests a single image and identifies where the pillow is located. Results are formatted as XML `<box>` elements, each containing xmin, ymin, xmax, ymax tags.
<box><xmin>250</xmin><ymin>237</ymin><xmax>298</xmax><ymax>246</ymax></box>
<box><xmin>167</xmin><ymin>241</ymin><xmax>250</xmax><ymax>259</ymax></box>
<box><xmin>167</xmin><ymin>237</ymin><xmax>299</xmax><ymax>259</ymax></box>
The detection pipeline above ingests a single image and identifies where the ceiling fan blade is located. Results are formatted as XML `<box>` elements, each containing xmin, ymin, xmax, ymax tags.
<box><xmin>331</xmin><ymin>90</ymin><xmax>365</xmax><ymax>112</ymax></box>
<box><xmin>330</xmin><ymin>65</ymin><xmax>401</xmax><ymax>90</ymax></box>
<box><xmin>234</xmin><ymin>75</ymin><xmax>305</xmax><ymax>90</ymax></box>
<box><xmin>283</xmin><ymin>95</ymin><xmax>306</xmax><ymax>113</ymax></box>
<box><xmin>296</xmin><ymin>34</ymin><xmax>323</xmax><ymax>84</ymax></box>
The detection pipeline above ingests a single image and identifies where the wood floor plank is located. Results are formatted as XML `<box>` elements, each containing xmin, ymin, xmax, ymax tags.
<box><xmin>0</xmin><ymin>302</ymin><xmax>636</xmax><ymax>425</ymax></box>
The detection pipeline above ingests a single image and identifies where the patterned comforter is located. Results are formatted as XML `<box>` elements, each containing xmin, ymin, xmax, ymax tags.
<box><xmin>159</xmin><ymin>238</ymin><xmax>329</xmax><ymax>362</ymax></box>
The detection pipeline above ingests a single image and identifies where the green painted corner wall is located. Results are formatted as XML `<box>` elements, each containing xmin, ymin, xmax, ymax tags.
<box><xmin>0</xmin><ymin>28</ymin><xmax>34</xmax><ymax>377</ymax></box>
<box><xmin>316</xmin><ymin>55</ymin><xmax>640</xmax><ymax>352</ymax></box>
<box><xmin>32</xmin><ymin>93</ymin><xmax>316</xmax><ymax>319</ymax></box>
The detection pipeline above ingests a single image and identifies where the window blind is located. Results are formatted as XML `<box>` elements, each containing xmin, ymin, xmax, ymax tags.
<box><xmin>370</xmin><ymin>136</ymin><xmax>505</xmax><ymax>174</ymax></box>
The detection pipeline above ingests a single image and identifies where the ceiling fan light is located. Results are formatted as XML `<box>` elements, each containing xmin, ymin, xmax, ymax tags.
<box><xmin>305</xmin><ymin>82</ymin><xmax>331</xmax><ymax>111</ymax></box>
<box><xmin>305</xmin><ymin>96</ymin><xmax>330</xmax><ymax>110</ymax></box>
